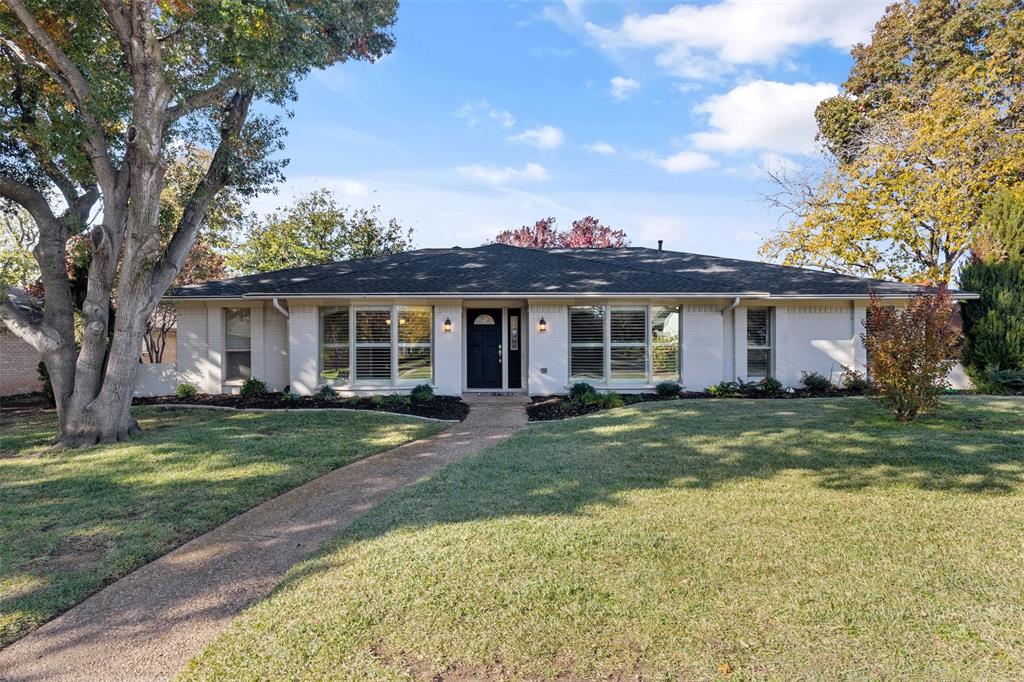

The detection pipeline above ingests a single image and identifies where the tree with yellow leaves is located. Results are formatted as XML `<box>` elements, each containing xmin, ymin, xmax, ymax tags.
<box><xmin>761</xmin><ymin>0</ymin><xmax>1024</xmax><ymax>285</ymax></box>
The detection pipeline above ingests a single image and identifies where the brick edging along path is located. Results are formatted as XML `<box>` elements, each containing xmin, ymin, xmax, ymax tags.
<box><xmin>0</xmin><ymin>396</ymin><xmax>528</xmax><ymax>682</ymax></box>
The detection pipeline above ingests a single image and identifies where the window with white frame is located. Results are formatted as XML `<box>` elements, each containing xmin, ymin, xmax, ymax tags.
<box><xmin>569</xmin><ymin>305</ymin><xmax>682</xmax><ymax>384</ymax></box>
<box><xmin>651</xmin><ymin>306</ymin><xmax>680</xmax><ymax>381</ymax></box>
<box><xmin>746</xmin><ymin>307</ymin><xmax>773</xmax><ymax>378</ymax></box>
<box><xmin>569</xmin><ymin>306</ymin><xmax>605</xmax><ymax>381</ymax></box>
<box><xmin>355</xmin><ymin>308</ymin><xmax>392</xmax><ymax>382</ymax></box>
<box><xmin>397</xmin><ymin>306</ymin><xmax>432</xmax><ymax>383</ymax></box>
<box><xmin>610</xmin><ymin>307</ymin><xmax>646</xmax><ymax>381</ymax></box>
<box><xmin>224</xmin><ymin>308</ymin><xmax>251</xmax><ymax>381</ymax></box>
<box><xmin>320</xmin><ymin>307</ymin><xmax>350</xmax><ymax>385</ymax></box>
<box><xmin>320</xmin><ymin>305</ymin><xmax>433</xmax><ymax>386</ymax></box>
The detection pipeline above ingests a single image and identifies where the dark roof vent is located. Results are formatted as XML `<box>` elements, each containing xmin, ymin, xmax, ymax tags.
<box><xmin>657</xmin><ymin>240</ymin><xmax>663</xmax><ymax>251</ymax></box>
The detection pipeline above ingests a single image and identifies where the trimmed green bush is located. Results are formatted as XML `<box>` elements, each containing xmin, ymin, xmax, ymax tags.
<box><xmin>386</xmin><ymin>394</ymin><xmax>412</xmax><ymax>408</ymax></box>
<box><xmin>314</xmin><ymin>384</ymin><xmax>336</xmax><ymax>400</ymax></box>
<box><xmin>800</xmin><ymin>371</ymin><xmax>832</xmax><ymax>392</ymax></box>
<box><xmin>760</xmin><ymin>376</ymin><xmax>785</xmax><ymax>397</ymax></box>
<box><xmin>410</xmin><ymin>384</ymin><xmax>434</xmax><ymax>403</ymax></box>
<box><xmin>569</xmin><ymin>382</ymin><xmax>598</xmax><ymax>403</ymax></box>
<box><xmin>280</xmin><ymin>389</ymin><xmax>299</xmax><ymax>403</ymax></box>
<box><xmin>596</xmin><ymin>392</ymin><xmax>625</xmax><ymax>409</ymax></box>
<box><xmin>175</xmin><ymin>383</ymin><xmax>198</xmax><ymax>400</ymax></box>
<box><xmin>240</xmin><ymin>377</ymin><xmax>268</xmax><ymax>399</ymax></box>
<box><xmin>655</xmin><ymin>381</ymin><xmax>681</xmax><ymax>397</ymax></box>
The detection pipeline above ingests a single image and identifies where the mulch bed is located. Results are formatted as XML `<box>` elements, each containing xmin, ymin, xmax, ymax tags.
<box><xmin>527</xmin><ymin>389</ymin><xmax>866</xmax><ymax>421</ymax></box>
<box><xmin>133</xmin><ymin>393</ymin><xmax>470</xmax><ymax>421</ymax></box>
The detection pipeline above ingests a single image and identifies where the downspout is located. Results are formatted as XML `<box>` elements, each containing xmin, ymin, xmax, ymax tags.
<box><xmin>721</xmin><ymin>296</ymin><xmax>740</xmax><ymax>316</ymax></box>
<box><xmin>272</xmin><ymin>297</ymin><xmax>289</xmax><ymax>319</ymax></box>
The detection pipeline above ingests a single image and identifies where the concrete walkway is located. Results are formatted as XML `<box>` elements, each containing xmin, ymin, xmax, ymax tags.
<box><xmin>0</xmin><ymin>395</ymin><xmax>528</xmax><ymax>682</ymax></box>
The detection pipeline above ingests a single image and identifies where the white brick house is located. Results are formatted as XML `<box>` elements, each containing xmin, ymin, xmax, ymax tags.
<box><xmin>140</xmin><ymin>244</ymin><xmax>977</xmax><ymax>397</ymax></box>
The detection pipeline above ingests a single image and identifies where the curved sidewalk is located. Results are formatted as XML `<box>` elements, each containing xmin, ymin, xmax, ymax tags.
<box><xmin>0</xmin><ymin>395</ymin><xmax>528</xmax><ymax>682</ymax></box>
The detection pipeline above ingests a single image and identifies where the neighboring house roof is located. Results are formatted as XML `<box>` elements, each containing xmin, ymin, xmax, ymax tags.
<box><xmin>2</xmin><ymin>287</ymin><xmax>43</xmax><ymax>325</ymax></box>
<box><xmin>168</xmin><ymin>244</ymin><xmax>976</xmax><ymax>300</ymax></box>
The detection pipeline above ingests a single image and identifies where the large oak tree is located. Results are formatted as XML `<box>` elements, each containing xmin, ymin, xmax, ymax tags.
<box><xmin>0</xmin><ymin>1</ymin><xmax>396</xmax><ymax>445</ymax></box>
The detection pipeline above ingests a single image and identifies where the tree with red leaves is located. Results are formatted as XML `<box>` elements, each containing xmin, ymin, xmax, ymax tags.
<box><xmin>492</xmin><ymin>216</ymin><xmax>628</xmax><ymax>248</ymax></box>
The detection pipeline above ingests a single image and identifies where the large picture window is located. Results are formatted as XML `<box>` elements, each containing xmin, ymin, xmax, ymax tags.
<box><xmin>651</xmin><ymin>306</ymin><xmax>680</xmax><ymax>381</ymax></box>
<box><xmin>746</xmin><ymin>307</ymin><xmax>773</xmax><ymax>378</ymax></box>
<box><xmin>569</xmin><ymin>305</ymin><xmax>681</xmax><ymax>385</ymax></box>
<box><xmin>569</xmin><ymin>306</ymin><xmax>605</xmax><ymax>381</ymax></box>
<box><xmin>355</xmin><ymin>308</ymin><xmax>392</xmax><ymax>382</ymax></box>
<box><xmin>397</xmin><ymin>306</ymin><xmax>433</xmax><ymax>383</ymax></box>
<box><xmin>320</xmin><ymin>307</ymin><xmax>350</xmax><ymax>385</ymax></box>
<box><xmin>319</xmin><ymin>305</ymin><xmax>434</xmax><ymax>386</ymax></box>
<box><xmin>224</xmin><ymin>308</ymin><xmax>251</xmax><ymax>381</ymax></box>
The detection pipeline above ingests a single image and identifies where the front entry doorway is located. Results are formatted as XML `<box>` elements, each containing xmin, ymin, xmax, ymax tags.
<box><xmin>466</xmin><ymin>308</ymin><xmax>503</xmax><ymax>389</ymax></box>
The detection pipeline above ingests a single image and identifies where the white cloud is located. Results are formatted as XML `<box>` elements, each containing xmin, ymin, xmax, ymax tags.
<box><xmin>585</xmin><ymin>0</ymin><xmax>889</xmax><ymax>79</ymax></box>
<box><xmin>456</xmin><ymin>100</ymin><xmax>517</xmax><ymax>128</ymax></box>
<box><xmin>651</xmin><ymin>151</ymin><xmax>717</xmax><ymax>174</ymax></box>
<box><xmin>584</xmin><ymin>141</ymin><xmax>617</xmax><ymax>156</ymax></box>
<box><xmin>691</xmin><ymin>80</ymin><xmax>838</xmax><ymax>155</ymax></box>
<box><xmin>609</xmin><ymin>76</ymin><xmax>640</xmax><ymax>100</ymax></box>
<box><xmin>456</xmin><ymin>162</ymin><xmax>549</xmax><ymax>185</ymax></box>
<box><xmin>507</xmin><ymin>125</ymin><xmax>565</xmax><ymax>149</ymax></box>
<box><xmin>333</xmin><ymin>179</ymin><xmax>370</xmax><ymax>197</ymax></box>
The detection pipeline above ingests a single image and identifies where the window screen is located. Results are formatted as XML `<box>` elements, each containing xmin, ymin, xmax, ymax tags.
<box><xmin>320</xmin><ymin>307</ymin><xmax>350</xmax><ymax>385</ymax></box>
<box><xmin>225</xmin><ymin>308</ymin><xmax>251</xmax><ymax>381</ymax></box>
<box><xmin>610</xmin><ymin>307</ymin><xmax>646</xmax><ymax>381</ymax></box>
<box><xmin>746</xmin><ymin>308</ymin><xmax>772</xmax><ymax>378</ymax></box>
<box><xmin>355</xmin><ymin>309</ymin><xmax>392</xmax><ymax>381</ymax></box>
<box><xmin>651</xmin><ymin>306</ymin><xmax>680</xmax><ymax>381</ymax></box>
<box><xmin>397</xmin><ymin>306</ymin><xmax>432</xmax><ymax>382</ymax></box>
<box><xmin>569</xmin><ymin>306</ymin><xmax>605</xmax><ymax>380</ymax></box>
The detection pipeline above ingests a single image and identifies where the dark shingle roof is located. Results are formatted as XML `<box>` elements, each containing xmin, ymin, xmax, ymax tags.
<box><xmin>169</xmin><ymin>244</ymin><xmax>972</xmax><ymax>299</ymax></box>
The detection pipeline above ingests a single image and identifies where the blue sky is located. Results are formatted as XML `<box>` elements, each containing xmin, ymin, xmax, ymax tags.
<box><xmin>251</xmin><ymin>0</ymin><xmax>891</xmax><ymax>260</ymax></box>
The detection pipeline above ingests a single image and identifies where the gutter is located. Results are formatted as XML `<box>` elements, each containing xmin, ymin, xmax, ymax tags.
<box><xmin>721</xmin><ymin>296</ymin><xmax>741</xmax><ymax>316</ymax></box>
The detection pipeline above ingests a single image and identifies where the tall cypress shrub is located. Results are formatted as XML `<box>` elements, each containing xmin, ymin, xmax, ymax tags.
<box><xmin>959</xmin><ymin>189</ymin><xmax>1024</xmax><ymax>375</ymax></box>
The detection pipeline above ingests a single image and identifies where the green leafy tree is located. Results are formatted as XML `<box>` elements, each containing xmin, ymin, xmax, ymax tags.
<box><xmin>228</xmin><ymin>189</ymin><xmax>412</xmax><ymax>274</ymax></box>
<box><xmin>0</xmin><ymin>1</ymin><xmax>396</xmax><ymax>446</ymax></box>
<box><xmin>0</xmin><ymin>206</ymin><xmax>37</xmax><ymax>289</ymax></box>
<box><xmin>762</xmin><ymin>0</ymin><xmax>1024</xmax><ymax>284</ymax></box>
<box><xmin>959</xmin><ymin>188</ymin><xmax>1024</xmax><ymax>376</ymax></box>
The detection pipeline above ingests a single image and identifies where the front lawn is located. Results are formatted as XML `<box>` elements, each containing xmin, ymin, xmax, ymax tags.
<box><xmin>184</xmin><ymin>397</ymin><xmax>1024</xmax><ymax>680</ymax></box>
<box><xmin>0</xmin><ymin>407</ymin><xmax>444</xmax><ymax>648</ymax></box>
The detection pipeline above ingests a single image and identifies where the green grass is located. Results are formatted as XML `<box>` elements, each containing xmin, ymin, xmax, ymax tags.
<box><xmin>0</xmin><ymin>407</ymin><xmax>444</xmax><ymax>649</ymax></box>
<box><xmin>182</xmin><ymin>397</ymin><xmax>1024</xmax><ymax>680</ymax></box>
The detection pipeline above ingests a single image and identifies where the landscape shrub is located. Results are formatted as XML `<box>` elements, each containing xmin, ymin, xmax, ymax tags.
<box><xmin>655</xmin><ymin>381</ymin><xmax>681</xmax><ymax>397</ymax></box>
<box><xmin>759</xmin><ymin>376</ymin><xmax>785</xmax><ymax>397</ymax></box>
<box><xmin>175</xmin><ymin>383</ymin><xmax>198</xmax><ymax>400</ymax></box>
<box><xmin>386</xmin><ymin>394</ymin><xmax>412</xmax><ymax>408</ymax></box>
<box><xmin>370</xmin><ymin>395</ymin><xmax>387</xmax><ymax>407</ymax></box>
<box><xmin>863</xmin><ymin>289</ymin><xmax>961</xmax><ymax>421</ymax></box>
<box><xmin>707</xmin><ymin>381</ymin><xmax>741</xmax><ymax>397</ymax></box>
<box><xmin>840</xmin><ymin>366</ymin><xmax>870</xmax><ymax>393</ymax></box>
<box><xmin>596</xmin><ymin>392</ymin><xmax>625</xmax><ymax>409</ymax></box>
<box><xmin>568</xmin><ymin>382</ymin><xmax>598</xmax><ymax>403</ymax></box>
<box><xmin>980</xmin><ymin>367</ymin><xmax>1024</xmax><ymax>394</ymax></box>
<box><xmin>800</xmin><ymin>371</ymin><xmax>832</xmax><ymax>393</ymax></box>
<box><xmin>239</xmin><ymin>377</ymin><xmax>268</xmax><ymax>399</ymax></box>
<box><xmin>410</xmin><ymin>384</ymin><xmax>434</xmax><ymax>403</ymax></box>
<box><xmin>314</xmin><ymin>384</ymin><xmax>336</xmax><ymax>400</ymax></box>
<box><xmin>280</xmin><ymin>389</ymin><xmax>299</xmax><ymax>403</ymax></box>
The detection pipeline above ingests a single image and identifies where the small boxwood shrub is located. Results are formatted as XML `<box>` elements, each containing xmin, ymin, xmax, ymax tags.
<box><xmin>175</xmin><ymin>383</ymin><xmax>198</xmax><ymax>400</ymax></box>
<box><xmin>655</xmin><ymin>381</ymin><xmax>681</xmax><ymax>397</ymax></box>
<box><xmin>280</xmin><ymin>390</ymin><xmax>299</xmax><ymax>403</ymax></box>
<box><xmin>239</xmin><ymin>377</ymin><xmax>268</xmax><ymax>399</ymax></box>
<box><xmin>596</xmin><ymin>392</ymin><xmax>624</xmax><ymax>409</ymax></box>
<box><xmin>410</xmin><ymin>384</ymin><xmax>434</xmax><ymax>403</ymax></box>
<box><xmin>314</xmin><ymin>384</ymin><xmax>336</xmax><ymax>400</ymax></box>
<box><xmin>760</xmin><ymin>376</ymin><xmax>785</xmax><ymax>397</ymax></box>
<box><xmin>569</xmin><ymin>382</ymin><xmax>598</xmax><ymax>403</ymax></box>
<box><xmin>800</xmin><ymin>371</ymin><xmax>831</xmax><ymax>393</ymax></box>
<box><xmin>386</xmin><ymin>394</ymin><xmax>412</xmax><ymax>408</ymax></box>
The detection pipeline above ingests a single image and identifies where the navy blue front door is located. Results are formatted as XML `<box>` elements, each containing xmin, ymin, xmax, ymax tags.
<box><xmin>467</xmin><ymin>309</ymin><xmax>502</xmax><ymax>388</ymax></box>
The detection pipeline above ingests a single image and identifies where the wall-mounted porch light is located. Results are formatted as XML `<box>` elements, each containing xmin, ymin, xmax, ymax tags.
<box><xmin>537</xmin><ymin>317</ymin><xmax>547</xmax><ymax>333</ymax></box>
<box><xmin>443</xmin><ymin>317</ymin><xmax>453</xmax><ymax>333</ymax></box>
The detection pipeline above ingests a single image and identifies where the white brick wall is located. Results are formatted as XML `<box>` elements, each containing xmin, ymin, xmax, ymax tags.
<box><xmin>682</xmin><ymin>304</ymin><xmax>726</xmax><ymax>390</ymax></box>
<box><xmin>263</xmin><ymin>302</ymin><xmax>290</xmax><ymax>391</ymax></box>
<box><xmin>527</xmin><ymin>304</ymin><xmax>567</xmax><ymax>395</ymax></box>
<box><xmin>287</xmin><ymin>303</ymin><xmax>318</xmax><ymax>396</ymax></box>
<box><xmin>433</xmin><ymin>303</ymin><xmax>462</xmax><ymax>395</ymax></box>
<box><xmin>176</xmin><ymin>302</ymin><xmax>208</xmax><ymax>392</ymax></box>
<box><xmin>774</xmin><ymin>303</ymin><xmax>856</xmax><ymax>386</ymax></box>
<box><xmin>0</xmin><ymin>326</ymin><xmax>41</xmax><ymax>396</ymax></box>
